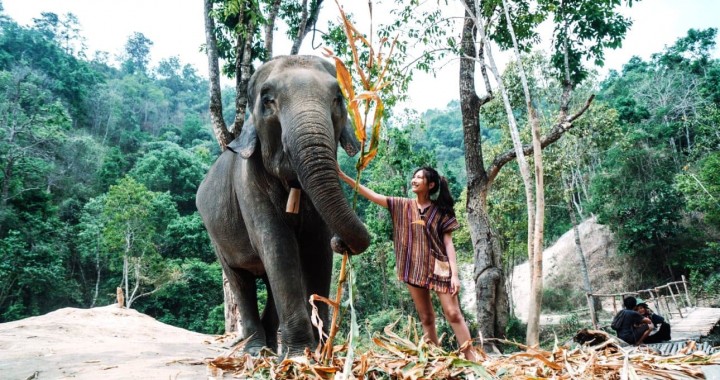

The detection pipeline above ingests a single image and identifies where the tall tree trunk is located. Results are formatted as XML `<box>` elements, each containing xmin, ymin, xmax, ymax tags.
<box><xmin>91</xmin><ymin>237</ymin><xmax>101</xmax><ymax>307</ymax></box>
<box><xmin>499</xmin><ymin>0</ymin><xmax>545</xmax><ymax>346</ymax></box>
<box><xmin>232</xmin><ymin>7</ymin><xmax>256</xmax><ymax>134</ymax></box>
<box><xmin>222</xmin><ymin>272</ymin><xmax>240</xmax><ymax>333</ymax></box>
<box><xmin>122</xmin><ymin>252</ymin><xmax>129</xmax><ymax>308</ymax></box>
<box><xmin>203</xmin><ymin>0</ymin><xmax>232</xmax><ymax>149</ymax></box>
<box><xmin>479</xmin><ymin>7</ymin><xmax>535</xmax><ymax>266</ymax></box>
<box><xmin>564</xmin><ymin>174</ymin><xmax>600</xmax><ymax>318</ymax></box>
<box><xmin>527</xmin><ymin>115</ymin><xmax>545</xmax><ymax>347</ymax></box>
<box><xmin>459</xmin><ymin>0</ymin><xmax>508</xmax><ymax>341</ymax></box>
<box><xmin>458</xmin><ymin>0</ymin><xmax>595</xmax><ymax>346</ymax></box>
<box><xmin>264</xmin><ymin>0</ymin><xmax>282</xmax><ymax>58</ymax></box>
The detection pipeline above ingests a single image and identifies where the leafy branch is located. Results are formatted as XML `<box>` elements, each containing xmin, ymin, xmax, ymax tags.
<box><xmin>312</xmin><ymin>0</ymin><xmax>398</xmax><ymax>367</ymax></box>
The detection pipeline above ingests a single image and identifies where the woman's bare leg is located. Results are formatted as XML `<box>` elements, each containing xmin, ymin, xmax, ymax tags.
<box><xmin>437</xmin><ymin>291</ymin><xmax>477</xmax><ymax>360</ymax></box>
<box><xmin>406</xmin><ymin>285</ymin><xmax>438</xmax><ymax>344</ymax></box>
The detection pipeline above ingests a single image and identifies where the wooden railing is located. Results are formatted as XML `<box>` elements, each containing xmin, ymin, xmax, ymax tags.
<box><xmin>585</xmin><ymin>275</ymin><xmax>694</xmax><ymax>329</ymax></box>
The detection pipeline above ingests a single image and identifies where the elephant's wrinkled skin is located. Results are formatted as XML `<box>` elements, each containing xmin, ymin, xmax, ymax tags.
<box><xmin>196</xmin><ymin>55</ymin><xmax>370</xmax><ymax>356</ymax></box>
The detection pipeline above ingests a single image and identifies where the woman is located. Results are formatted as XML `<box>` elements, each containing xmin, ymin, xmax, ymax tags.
<box><xmin>338</xmin><ymin>166</ymin><xmax>477</xmax><ymax>360</ymax></box>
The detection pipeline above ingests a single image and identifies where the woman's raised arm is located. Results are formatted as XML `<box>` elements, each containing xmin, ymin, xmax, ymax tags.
<box><xmin>337</xmin><ymin>166</ymin><xmax>388</xmax><ymax>208</ymax></box>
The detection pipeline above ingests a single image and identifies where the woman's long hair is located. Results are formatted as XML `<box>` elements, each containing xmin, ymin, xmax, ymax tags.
<box><xmin>414</xmin><ymin>166</ymin><xmax>455</xmax><ymax>217</ymax></box>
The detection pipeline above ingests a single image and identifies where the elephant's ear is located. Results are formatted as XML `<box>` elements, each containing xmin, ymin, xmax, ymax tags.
<box><xmin>339</xmin><ymin>118</ymin><xmax>360</xmax><ymax>157</ymax></box>
<box><xmin>228</xmin><ymin>118</ymin><xmax>257</xmax><ymax>159</ymax></box>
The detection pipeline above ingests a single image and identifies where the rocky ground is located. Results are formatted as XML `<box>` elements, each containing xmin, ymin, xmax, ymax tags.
<box><xmin>511</xmin><ymin>216</ymin><xmax>626</xmax><ymax>322</ymax></box>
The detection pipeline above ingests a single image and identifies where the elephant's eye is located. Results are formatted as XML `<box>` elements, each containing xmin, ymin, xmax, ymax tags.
<box><xmin>261</xmin><ymin>94</ymin><xmax>275</xmax><ymax>116</ymax></box>
<box><xmin>334</xmin><ymin>92</ymin><xmax>344</xmax><ymax>107</ymax></box>
<box><xmin>262</xmin><ymin>94</ymin><xmax>275</xmax><ymax>106</ymax></box>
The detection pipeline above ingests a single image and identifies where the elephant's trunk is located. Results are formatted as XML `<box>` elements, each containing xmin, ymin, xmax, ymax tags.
<box><xmin>286</xmin><ymin>110</ymin><xmax>370</xmax><ymax>254</ymax></box>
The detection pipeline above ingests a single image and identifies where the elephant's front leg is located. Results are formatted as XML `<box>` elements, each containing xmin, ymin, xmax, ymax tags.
<box><xmin>261</xmin><ymin>237</ymin><xmax>316</xmax><ymax>356</ymax></box>
<box><xmin>299</xmin><ymin>223</ymin><xmax>333</xmax><ymax>341</ymax></box>
<box><xmin>260</xmin><ymin>275</ymin><xmax>279</xmax><ymax>352</ymax></box>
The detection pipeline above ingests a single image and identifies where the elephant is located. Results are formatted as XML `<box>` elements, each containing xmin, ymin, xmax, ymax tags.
<box><xmin>196</xmin><ymin>55</ymin><xmax>370</xmax><ymax>356</ymax></box>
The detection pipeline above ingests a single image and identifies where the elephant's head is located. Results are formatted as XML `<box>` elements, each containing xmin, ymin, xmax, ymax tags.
<box><xmin>232</xmin><ymin>55</ymin><xmax>370</xmax><ymax>254</ymax></box>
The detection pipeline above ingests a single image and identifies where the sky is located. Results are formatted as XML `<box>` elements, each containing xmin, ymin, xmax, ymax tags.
<box><xmin>2</xmin><ymin>0</ymin><xmax>719</xmax><ymax>111</ymax></box>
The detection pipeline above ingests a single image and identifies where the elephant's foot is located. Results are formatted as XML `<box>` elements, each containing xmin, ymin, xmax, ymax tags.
<box><xmin>276</xmin><ymin>336</ymin><xmax>316</xmax><ymax>358</ymax></box>
<box><xmin>265</xmin><ymin>336</ymin><xmax>278</xmax><ymax>353</ymax></box>
<box><xmin>241</xmin><ymin>332</ymin><xmax>270</xmax><ymax>356</ymax></box>
<box><xmin>279</xmin><ymin>345</ymin><xmax>312</xmax><ymax>359</ymax></box>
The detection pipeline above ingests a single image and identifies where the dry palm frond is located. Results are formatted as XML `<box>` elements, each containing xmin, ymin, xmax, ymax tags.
<box><xmin>207</xmin><ymin>322</ymin><xmax>720</xmax><ymax>379</ymax></box>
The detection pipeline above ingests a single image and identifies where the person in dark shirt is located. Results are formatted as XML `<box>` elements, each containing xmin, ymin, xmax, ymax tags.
<box><xmin>636</xmin><ymin>302</ymin><xmax>671</xmax><ymax>343</ymax></box>
<box><xmin>616</xmin><ymin>296</ymin><xmax>653</xmax><ymax>345</ymax></box>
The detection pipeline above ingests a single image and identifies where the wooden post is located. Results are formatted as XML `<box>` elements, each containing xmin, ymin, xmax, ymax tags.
<box><xmin>682</xmin><ymin>275</ymin><xmax>693</xmax><ymax>308</ymax></box>
<box><xmin>116</xmin><ymin>287</ymin><xmax>125</xmax><ymax>308</ymax></box>
<box><xmin>661</xmin><ymin>292</ymin><xmax>673</xmax><ymax>320</ymax></box>
<box><xmin>587</xmin><ymin>293</ymin><xmax>598</xmax><ymax>329</ymax></box>
<box><xmin>650</xmin><ymin>289</ymin><xmax>662</xmax><ymax>319</ymax></box>
<box><xmin>612</xmin><ymin>296</ymin><xmax>618</xmax><ymax>315</ymax></box>
<box><xmin>667</xmin><ymin>283</ymin><xmax>683</xmax><ymax>318</ymax></box>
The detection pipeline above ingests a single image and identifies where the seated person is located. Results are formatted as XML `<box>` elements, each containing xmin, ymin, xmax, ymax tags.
<box><xmin>613</xmin><ymin>296</ymin><xmax>653</xmax><ymax>345</ymax></box>
<box><xmin>636</xmin><ymin>302</ymin><xmax>671</xmax><ymax>343</ymax></box>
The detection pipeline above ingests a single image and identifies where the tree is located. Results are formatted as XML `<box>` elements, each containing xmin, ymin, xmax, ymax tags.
<box><xmin>76</xmin><ymin>196</ymin><xmax>108</xmax><ymax>307</ymax></box>
<box><xmin>203</xmin><ymin>0</ymin><xmax>325</xmax><ymax>150</ymax></box>
<box><xmin>120</xmin><ymin>32</ymin><xmax>153</xmax><ymax>75</ymax></box>
<box><xmin>129</xmin><ymin>142</ymin><xmax>209</xmax><ymax>214</ymax></box>
<box><xmin>102</xmin><ymin>177</ymin><xmax>176</xmax><ymax>308</ymax></box>
<box><xmin>32</xmin><ymin>12</ymin><xmax>87</xmax><ymax>57</ymax></box>
<box><xmin>591</xmin><ymin>28</ymin><xmax>720</xmax><ymax>286</ymax></box>
<box><xmin>457</xmin><ymin>0</ymin><xmax>631</xmax><ymax>344</ymax></box>
<box><xmin>0</xmin><ymin>67</ymin><xmax>70</xmax><ymax>224</ymax></box>
<box><xmin>135</xmin><ymin>259</ymin><xmax>224</xmax><ymax>334</ymax></box>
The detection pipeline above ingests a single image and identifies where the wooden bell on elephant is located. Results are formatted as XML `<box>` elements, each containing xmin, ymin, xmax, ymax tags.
<box><xmin>286</xmin><ymin>187</ymin><xmax>301</xmax><ymax>214</ymax></box>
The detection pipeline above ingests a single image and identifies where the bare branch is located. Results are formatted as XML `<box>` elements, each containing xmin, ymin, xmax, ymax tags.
<box><xmin>487</xmin><ymin>94</ymin><xmax>595</xmax><ymax>184</ymax></box>
<box><xmin>290</xmin><ymin>0</ymin><xmax>324</xmax><ymax>55</ymax></box>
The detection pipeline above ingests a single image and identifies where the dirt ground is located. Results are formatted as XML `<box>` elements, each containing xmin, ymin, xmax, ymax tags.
<box><xmin>0</xmin><ymin>305</ymin><xmax>230</xmax><ymax>380</ymax></box>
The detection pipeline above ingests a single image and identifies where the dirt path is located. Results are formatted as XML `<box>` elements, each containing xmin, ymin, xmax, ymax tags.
<box><xmin>0</xmin><ymin>305</ymin><xmax>229</xmax><ymax>380</ymax></box>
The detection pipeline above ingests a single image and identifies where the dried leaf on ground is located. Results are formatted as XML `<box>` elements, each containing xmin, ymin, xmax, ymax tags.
<box><xmin>208</xmin><ymin>323</ymin><xmax>720</xmax><ymax>379</ymax></box>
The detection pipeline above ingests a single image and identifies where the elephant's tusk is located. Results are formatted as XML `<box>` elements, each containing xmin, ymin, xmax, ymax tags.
<box><xmin>286</xmin><ymin>188</ymin><xmax>301</xmax><ymax>214</ymax></box>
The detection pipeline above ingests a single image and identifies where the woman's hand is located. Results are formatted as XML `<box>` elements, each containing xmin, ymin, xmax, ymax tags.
<box><xmin>337</xmin><ymin>164</ymin><xmax>388</xmax><ymax>208</ymax></box>
<box><xmin>451</xmin><ymin>275</ymin><xmax>461</xmax><ymax>296</ymax></box>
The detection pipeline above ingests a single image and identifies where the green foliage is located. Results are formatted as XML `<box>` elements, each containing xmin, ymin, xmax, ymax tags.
<box><xmin>684</xmin><ymin>243</ymin><xmax>720</xmax><ymax>296</ymax></box>
<box><xmin>130</xmin><ymin>142</ymin><xmax>209</xmax><ymax>214</ymax></box>
<box><xmin>0</xmin><ymin>220</ymin><xmax>81</xmax><ymax>321</ymax></box>
<box><xmin>675</xmin><ymin>152</ymin><xmax>720</xmax><ymax>227</ymax></box>
<box><xmin>589</xmin><ymin>28</ymin><xmax>720</xmax><ymax>285</ymax></box>
<box><xmin>541</xmin><ymin>287</ymin><xmax>583</xmax><ymax>313</ymax></box>
<box><xmin>542</xmin><ymin>0</ymin><xmax>634</xmax><ymax>85</ymax></box>
<box><xmin>120</xmin><ymin>32</ymin><xmax>153</xmax><ymax>75</ymax></box>
<box><xmin>504</xmin><ymin>314</ymin><xmax>527</xmax><ymax>344</ymax></box>
<box><xmin>159</xmin><ymin>213</ymin><xmax>215</xmax><ymax>262</ymax></box>
<box><xmin>135</xmin><ymin>259</ymin><xmax>224</xmax><ymax>334</ymax></box>
<box><xmin>0</xmin><ymin>18</ymin><xmax>101</xmax><ymax>122</ymax></box>
<box><xmin>0</xmin><ymin>8</ymin><xmax>221</xmax><ymax>331</ymax></box>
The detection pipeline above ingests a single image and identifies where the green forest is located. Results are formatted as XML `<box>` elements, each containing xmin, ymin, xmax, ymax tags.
<box><xmin>1</xmin><ymin>3</ymin><xmax>719</xmax><ymax>346</ymax></box>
